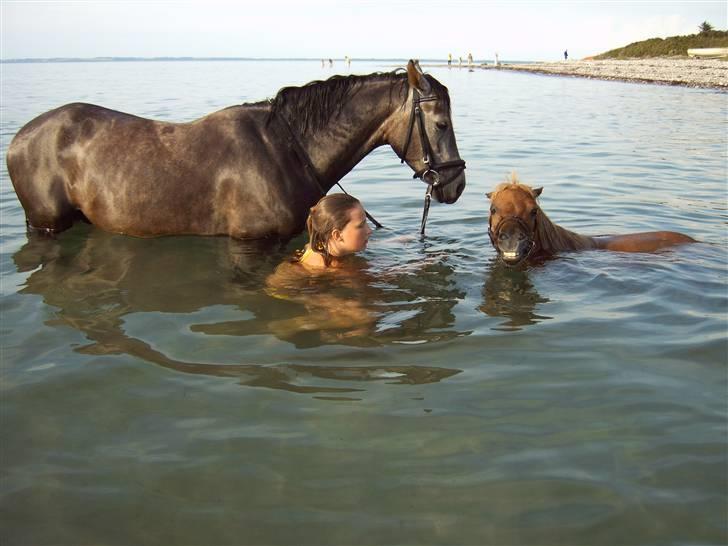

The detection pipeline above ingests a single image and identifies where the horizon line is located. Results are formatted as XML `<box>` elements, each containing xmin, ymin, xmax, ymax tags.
<box><xmin>0</xmin><ymin>55</ymin><xmax>521</xmax><ymax>64</ymax></box>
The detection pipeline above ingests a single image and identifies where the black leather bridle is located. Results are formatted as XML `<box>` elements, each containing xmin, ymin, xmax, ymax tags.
<box><xmin>400</xmin><ymin>88</ymin><xmax>466</xmax><ymax>234</ymax></box>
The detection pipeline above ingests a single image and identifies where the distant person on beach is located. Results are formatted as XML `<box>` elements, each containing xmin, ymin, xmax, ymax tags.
<box><xmin>448</xmin><ymin>53</ymin><xmax>452</xmax><ymax>66</ymax></box>
<box><xmin>459</xmin><ymin>56</ymin><xmax>463</xmax><ymax>67</ymax></box>
<box><xmin>564</xmin><ymin>50</ymin><xmax>568</xmax><ymax>60</ymax></box>
<box><xmin>494</xmin><ymin>52</ymin><xmax>499</xmax><ymax>66</ymax></box>
<box><xmin>329</xmin><ymin>58</ymin><xmax>333</xmax><ymax>67</ymax></box>
<box><xmin>467</xmin><ymin>52</ymin><xmax>473</xmax><ymax>66</ymax></box>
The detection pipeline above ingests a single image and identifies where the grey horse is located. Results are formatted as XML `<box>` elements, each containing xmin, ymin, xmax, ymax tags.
<box><xmin>7</xmin><ymin>60</ymin><xmax>466</xmax><ymax>240</ymax></box>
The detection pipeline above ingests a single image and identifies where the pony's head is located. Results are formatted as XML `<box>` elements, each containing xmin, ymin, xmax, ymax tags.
<box><xmin>486</xmin><ymin>175</ymin><xmax>543</xmax><ymax>266</ymax></box>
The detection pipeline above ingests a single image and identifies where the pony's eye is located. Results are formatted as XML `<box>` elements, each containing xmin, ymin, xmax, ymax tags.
<box><xmin>530</xmin><ymin>208</ymin><xmax>538</xmax><ymax>217</ymax></box>
<box><xmin>490</xmin><ymin>207</ymin><xmax>497</xmax><ymax>214</ymax></box>
<box><xmin>436</xmin><ymin>121</ymin><xmax>449</xmax><ymax>131</ymax></box>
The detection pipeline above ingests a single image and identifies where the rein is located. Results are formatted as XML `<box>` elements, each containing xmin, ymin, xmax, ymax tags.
<box><xmin>274</xmin><ymin>109</ymin><xmax>383</xmax><ymax>229</ymax></box>
<box><xmin>400</xmin><ymin>88</ymin><xmax>466</xmax><ymax>235</ymax></box>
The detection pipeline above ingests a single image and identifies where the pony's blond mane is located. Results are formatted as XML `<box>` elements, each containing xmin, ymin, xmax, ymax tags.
<box><xmin>493</xmin><ymin>174</ymin><xmax>597</xmax><ymax>253</ymax></box>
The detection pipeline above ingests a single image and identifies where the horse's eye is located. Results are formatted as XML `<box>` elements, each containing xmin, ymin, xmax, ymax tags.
<box><xmin>490</xmin><ymin>207</ymin><xmax>497</xmax><ymax>214</ymax></box>
<box><xmin>530</xmin><ymin>208</ymin><xmax>538</xmax><ymax>217</ymax></box>
<box><xmin>436</xmin><ymin>121</ymin><xmax>449</xmax><ymax>131</ymax></box>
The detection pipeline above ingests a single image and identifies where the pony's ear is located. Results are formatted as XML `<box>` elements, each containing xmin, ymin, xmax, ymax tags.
<box><xmin>485</xmin><ymin>192</ymin><xmax>493</xmax><ymax>199</ymax></box>
<box><xmin>407</xmin><ymin>59</ymin><xmax>432</xmax><ymax>95</ymax></box>
<box><xmin>532</xmin><ymin>187</ymin><xmax>543</xmax><ymax>198</ymax></box>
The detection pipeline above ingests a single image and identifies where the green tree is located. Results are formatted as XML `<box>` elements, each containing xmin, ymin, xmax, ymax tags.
<box><xmin>699</xmin><ymin>21</ymin><xmax>714</xmax><ymax>33</ymax></box>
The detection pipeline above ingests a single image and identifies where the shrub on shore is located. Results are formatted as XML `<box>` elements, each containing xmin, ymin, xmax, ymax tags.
<box><xmin>594</xmin><ymin>29</ymin><xmax>728</xmax><ymax>59</ymax></box>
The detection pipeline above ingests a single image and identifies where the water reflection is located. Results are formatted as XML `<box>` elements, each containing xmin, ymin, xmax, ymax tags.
<box><xmin>479</xmin><ymin>258</ymin><xmax>552</xmax><ymax>330</ymax></box>
<box><xmin>14</xmin><ymin>226</ymin><xmax>463</xmax><ymax>393</ymax></box>
<box><xmin>195</xmin><ymin>255</ymin><xmax>468</xmax><ymax>349</ymax></box>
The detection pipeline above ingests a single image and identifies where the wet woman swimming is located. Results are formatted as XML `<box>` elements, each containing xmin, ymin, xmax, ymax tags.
<box><xmin>265</xmin><ymin>193</ymin><xmax>375</xmax><ymax>341</ymax></box>
<box><xmin>296</xmin><ymin>193</ymin><xmax>373</xmax><ymax>269</ymax></box>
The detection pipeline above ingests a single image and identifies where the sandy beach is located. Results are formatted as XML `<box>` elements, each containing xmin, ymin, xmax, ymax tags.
<box><xmin>431</xmin><ymin>58</ymin><xmax>728</xmax><ymax>89</ymax></box>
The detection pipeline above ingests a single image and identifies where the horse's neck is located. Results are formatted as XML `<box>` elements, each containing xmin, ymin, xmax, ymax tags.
<box><xmin>536</xmin><ymin>211</ymin><xmax>597</xmax><ymax>252</ymax></box>
<box><xmin>302</xmin><ymin>81</ymin><xmax>404</xmax><ymax>190</ymax></box>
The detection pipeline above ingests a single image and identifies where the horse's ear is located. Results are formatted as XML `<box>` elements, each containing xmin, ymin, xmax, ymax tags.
<box><xmin>532</xmin><ymin>187</ymin><xmax>543</xmax><ymax>198</ymax></box>
<box><xmin>485</xmin><ymin>192</ymin><xmax>493</xmax><ymax>199</ymax></box>
<box><xmin>407</xmin><ymin>59</ymin><xmax>432</xmax><ymax>95</ymax></box>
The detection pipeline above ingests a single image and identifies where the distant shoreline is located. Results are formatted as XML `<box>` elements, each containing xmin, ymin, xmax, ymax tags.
<box><xmin>426</xmin><ymin>58</ymin><xmax>728</xmax><ymax>89</ymax></box>
<box><xmin>0</xmin><ymin>56</ymin><xmax>402</xmax><ymax>64</ymax></box>
<box><xmin>4</xmin><ymin>56</ymin><xmax>725</xmax><ymax>89</ymax></box>
<box><xmin>1</xmin><ymin>57</ymin><xmax>459</xmax><ymax>64</ymax></box>
<box><xmin>1</xmin><ymin>56</ymin><xmax>537</xmax><ymax>66</ymax></box>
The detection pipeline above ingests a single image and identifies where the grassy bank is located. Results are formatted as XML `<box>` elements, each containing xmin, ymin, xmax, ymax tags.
<box><xmin>594</xmin><ymin>30</ymin><xmax>728</xmax><ymax>59</ymax></box>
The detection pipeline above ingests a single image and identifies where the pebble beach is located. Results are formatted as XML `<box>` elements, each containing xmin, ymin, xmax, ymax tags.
<box><xmin>434</xmin><ymin>58</ymin><xmax>728</xmax><ymax>89</ymax></box>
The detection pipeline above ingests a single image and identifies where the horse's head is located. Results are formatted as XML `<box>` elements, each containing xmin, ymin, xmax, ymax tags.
<box><xmin>486</xmin><ymin>177</ymin><xmax>543</xmax><ymax>266</ymax></box>
<box><xmin>393</xmin><ymin>60</ymin><xmax>466</xmax><ymax>205</ymax></box>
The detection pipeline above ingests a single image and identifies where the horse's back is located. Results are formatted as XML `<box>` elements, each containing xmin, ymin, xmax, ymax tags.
<box><xmin>9</xmin><ymin>102</ymin><xmax>147</xmax><ymax>158</ymax></box>
<box><xmin>596</xmin><ymin>231</ymin><xmax>696</xmax><ymax>252</ymax></box>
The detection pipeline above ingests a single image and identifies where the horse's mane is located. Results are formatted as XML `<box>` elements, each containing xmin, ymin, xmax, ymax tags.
<box><xmin>268</xmin><ymin>70</ymin><xmax>451</xmax><ymax>136</ymax></box>
<box><xmin>494</xmin><ymin>175</ymin><xmax>597</xmax><ymax>253</ymax></box>
<box><xmin>535</xmin><ymin>207</ymin><xmax>598</xmax><ymax>252</ymax></box>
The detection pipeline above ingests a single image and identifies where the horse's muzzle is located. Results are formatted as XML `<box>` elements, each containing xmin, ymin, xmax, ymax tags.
<box><xmin>433</xmin><ymin>169</ymin><xmax>466</xmax><ymax>204</ymax></box>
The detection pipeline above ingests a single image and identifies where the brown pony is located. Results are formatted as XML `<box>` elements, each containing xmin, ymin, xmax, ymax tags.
<box><xmin>486</xmin><ymin>175</ymin><xmax>696</xmax><ymax>266</ymax></box>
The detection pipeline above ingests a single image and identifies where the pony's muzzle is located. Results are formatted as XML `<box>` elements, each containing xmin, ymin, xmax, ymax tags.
<box><xmin>490</xmin><ymin>217</ymin><xmax>535</xmax><ymax>265</ymax></box>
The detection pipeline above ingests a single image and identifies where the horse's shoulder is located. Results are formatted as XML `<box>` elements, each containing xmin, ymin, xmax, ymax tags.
<box><xmin>597</xmin><ymin>231</ymin><xmax>696</xmax><ymax>252</ymax></box>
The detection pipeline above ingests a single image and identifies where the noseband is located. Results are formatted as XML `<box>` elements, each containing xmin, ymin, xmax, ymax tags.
<box><xmin>488</xmin><ymin>215</ymin><xmax>537</xmax><ymax>266</ymax></box>
<box><xmin>400</xmin><ymin>88</ymin><xmax>466</xmax><ymax>235</ymax></box>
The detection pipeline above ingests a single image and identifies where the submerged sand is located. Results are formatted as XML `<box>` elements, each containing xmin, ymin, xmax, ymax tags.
<box><xmin>432</xmin><ymin>58</ymin><xmax>728</xmax><ymax>89</ymax></box>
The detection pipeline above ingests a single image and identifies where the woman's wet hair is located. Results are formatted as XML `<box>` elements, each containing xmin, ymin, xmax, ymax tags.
<box><xmin>305</xmin><ymin>193</ymin><xmax>362</xmax><ymax>266</ymax></box>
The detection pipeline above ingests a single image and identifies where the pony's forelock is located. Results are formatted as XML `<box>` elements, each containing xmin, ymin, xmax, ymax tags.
<box><xmin>489</xmin><ymin>173</ymin><xmax>540</xmax><ymax>201</ymax></box>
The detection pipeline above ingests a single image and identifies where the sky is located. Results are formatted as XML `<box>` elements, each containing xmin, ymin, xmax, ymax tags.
<box><xmin>1</xmin><ymin>0</ymin><xmax>726</xmax><ymax>62</ymax></box>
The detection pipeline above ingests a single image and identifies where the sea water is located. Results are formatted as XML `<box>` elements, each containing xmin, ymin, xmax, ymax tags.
<box><xmin>1</xmin><ymin>59</ymin><xmax>726</xmax><ymax>545</ymax></box>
